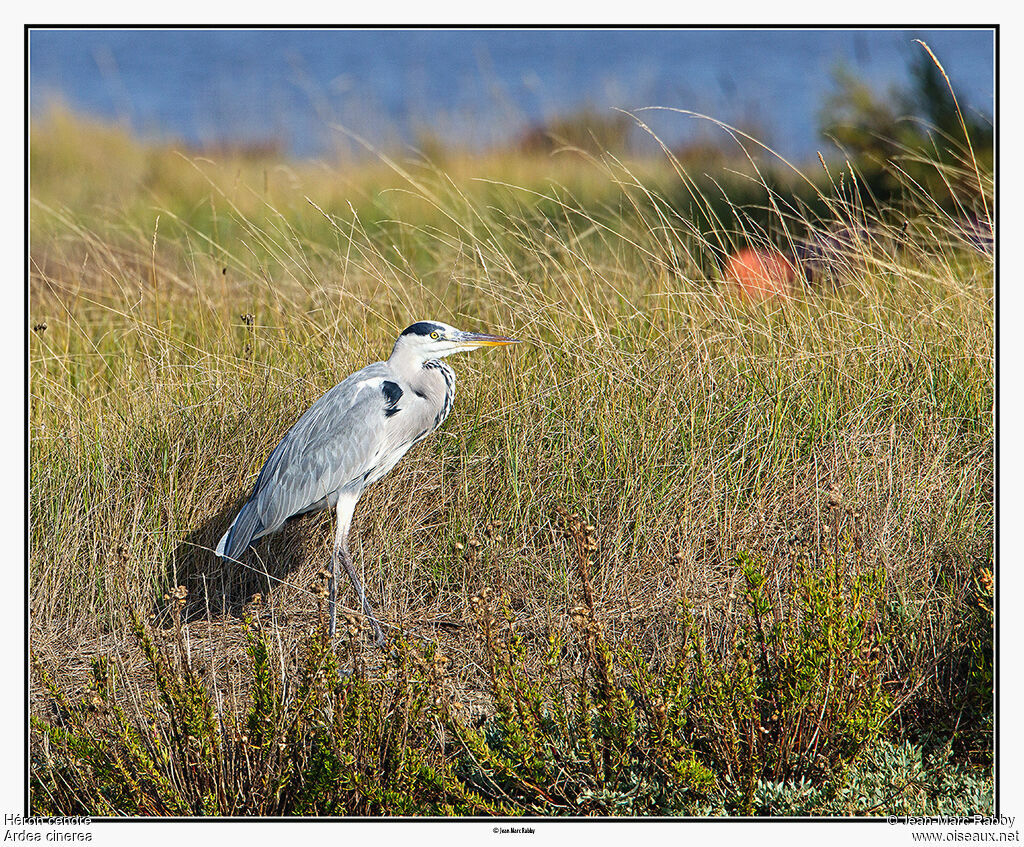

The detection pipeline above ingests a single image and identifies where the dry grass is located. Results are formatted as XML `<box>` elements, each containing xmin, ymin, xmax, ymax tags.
<box><xmin>29</xmin><ymin>107</ymin><xmax>993</xmax><ymax>812</ymax></box>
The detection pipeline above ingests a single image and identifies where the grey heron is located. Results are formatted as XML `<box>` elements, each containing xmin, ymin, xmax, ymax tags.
<box><xmin>216</xmin><ymin>320</ymin><xmax>520</xmax><ymax>645</ymax></box>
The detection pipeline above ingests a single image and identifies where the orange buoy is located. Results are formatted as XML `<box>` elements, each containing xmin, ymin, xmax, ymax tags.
<box><xmin>723</xmin><ymin>248</ymin><xmax>795</xmax><ymax>301</ymax></box>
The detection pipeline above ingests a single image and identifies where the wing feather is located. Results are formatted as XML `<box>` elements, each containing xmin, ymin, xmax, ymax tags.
<box><xmin>219</xmin><ymin>359</ymin><xmax>447</xmax><ymax>557</ymax></box>
<box><xmin>249</xmin><ymin>366</ymin><xmax>383</xmax><ymax>532</ymax></box>
<box><xmin>243</xmin><ymin>363</ymin><xmax>438</xmax><ymax>538</ymax></box>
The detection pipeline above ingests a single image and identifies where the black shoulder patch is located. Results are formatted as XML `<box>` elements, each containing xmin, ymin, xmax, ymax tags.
<box><xmin>401</xmin><ymin>321</ymin><xmax>442</xmax><ymax>337</ymax></box>
<box><xmin>382</xmin><ymin>380</ymin><xmax>403</xmax><ymax>417</ymax></box>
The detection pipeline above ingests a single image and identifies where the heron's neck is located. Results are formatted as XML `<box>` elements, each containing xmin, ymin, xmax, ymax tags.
<box><xmin>422</xmin><ymin>359</ymin><xmax>457</xmax><ymax>427</ymax></box>
<box><xmin>387</xmin><ymin>346</ymin><xmax>456</xmax><ymax>384</ymax></box>
<box><xmin>422</xmin><ymin>358</ymin><xmax>456</xmax><ymax>380</ymax></box>
<box><xmin>389</xmin><ymin>346</ymin><xmax>435</xmax><ymax>377</ymax></box>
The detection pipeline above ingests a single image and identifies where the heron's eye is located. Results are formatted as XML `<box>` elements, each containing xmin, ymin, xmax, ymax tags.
<box><xmin>430</xmin><ymin>330</ymin><xmax>440</xmax><ymax>339</ymax></box>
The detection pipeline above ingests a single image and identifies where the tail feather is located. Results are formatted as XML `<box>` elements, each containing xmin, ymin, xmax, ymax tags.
<box><xmin>216</xmin><ymin>500</ymin><xmax>263</xmax><ymax>561</ymax></box>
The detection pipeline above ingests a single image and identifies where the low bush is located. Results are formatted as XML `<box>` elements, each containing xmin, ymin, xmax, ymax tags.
<box><xmin>30</xmin><ymin>515</ymin><xmax>992</xmax><ymax>817</ymax></box>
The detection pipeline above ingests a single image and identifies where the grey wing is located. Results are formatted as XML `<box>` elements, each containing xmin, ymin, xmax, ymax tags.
<box><xmin>248</xmin><ymin>364</ymin><xmax>434</xmax><ymax>536</ymax></box>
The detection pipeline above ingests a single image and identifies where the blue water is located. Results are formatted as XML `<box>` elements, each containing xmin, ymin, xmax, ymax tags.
<box><xmin>28</xmin><ymin>28</ymin><xmax>995</xmax><ymax>161</ymax></box>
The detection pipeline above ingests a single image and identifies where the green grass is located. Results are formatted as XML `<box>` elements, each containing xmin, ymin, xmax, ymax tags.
<box><xmin>29</xmin><ymin>106</ymin><xmax>993</xmax><ymax>816</ymax></box>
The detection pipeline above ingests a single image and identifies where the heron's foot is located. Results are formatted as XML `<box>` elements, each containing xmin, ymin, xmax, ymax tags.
<box><xmin>331</xmin><ymin>608</ymin><xmax>389</xmax><ymax>651</ymax></box>
<box><xmin>368</xmin><ymin>619</ymin><xmax>389</xmax><ymax>651</ymax></box>
<box><xmin>355</xmin><ymin>597</ymin><xmax>388</xmax><ymax>650</ymax></box>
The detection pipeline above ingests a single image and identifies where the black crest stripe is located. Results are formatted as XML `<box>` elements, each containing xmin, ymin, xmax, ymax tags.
<box><xmin>400</xmin><ymin>321</ymin><xmax>443</xmax><ymax>337</ymax></box>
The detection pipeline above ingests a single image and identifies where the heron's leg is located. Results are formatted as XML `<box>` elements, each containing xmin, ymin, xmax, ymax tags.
<box><xmin>328</xmin><ymin>496</ymin><xmax>356</xmax><ymax>641</ymax></box>
<box><xmin>328</xmin><ymin>546</ymin><xmax>340</xmax><ymax>638</ymax></box>
<box><xmin>331</xmin><ymin>494</ymin><xmax>387</xmax><ymax>648</ymax></box>
<box><xmin>338</xmin><ymin>544</ymin><xmax>387</xmax><ymax>648</ymax></box>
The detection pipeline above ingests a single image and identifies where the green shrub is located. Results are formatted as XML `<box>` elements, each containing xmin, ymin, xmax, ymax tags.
<box><xmin>32</xmin><ymin>600</ymin><xmax>497</xmax><ymax>816</ymax></box>
<box><xmin>436</xmin><ymin>511</ymin><xmax>716</xmax><ymax>814</ymax></box>
<box><xmin>742</xmin><ymin>739</ymin><xmax>992</xmax><ymax>816</ymax></box>
<box><xmin>31</xmin><ymin>541</ymin><xmax>992</xmax><ymax>817</ymax></box>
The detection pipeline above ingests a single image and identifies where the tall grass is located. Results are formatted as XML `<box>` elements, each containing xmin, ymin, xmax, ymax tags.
<box><xmin>29</xmin><ymin>106</ymin><xmax>993</xmax><ymax>815</ymax></box>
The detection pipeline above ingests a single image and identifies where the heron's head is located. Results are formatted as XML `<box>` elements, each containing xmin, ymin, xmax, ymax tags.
<box><xmin>390</xmin><ymin>321</ymin><xmax>520</xmax><ymax>365</ymax></box>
